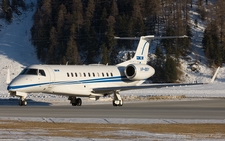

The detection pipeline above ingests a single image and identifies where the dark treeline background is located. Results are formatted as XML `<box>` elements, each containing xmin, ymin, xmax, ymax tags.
<box><xmin>1</xmin><ymin>0</ymin><xmax>225</xmax><ymax>82</ymax></box>
<box><xmin>30</xmin><ymin>0</ymin><xmax>191</xmax><ymax>65</ymax></box>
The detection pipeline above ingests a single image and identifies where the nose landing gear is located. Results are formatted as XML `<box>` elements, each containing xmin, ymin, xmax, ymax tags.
<box><xmin>9</xmin><ymin>91</ymin><xmax>28</xmax><ymax>106</ymax></box>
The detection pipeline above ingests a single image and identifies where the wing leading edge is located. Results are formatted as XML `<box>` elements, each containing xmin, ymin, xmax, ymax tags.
<box><xmin>92</xmin><ymin>83</ymin><xmax>205</xmax><ymax>93</ymax></box>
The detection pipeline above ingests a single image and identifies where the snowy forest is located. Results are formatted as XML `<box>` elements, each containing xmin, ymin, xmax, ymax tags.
<box><xmin>1</xmin><ymin>0</ymin><xmax>225</xmax><ymax>82</ymax></box>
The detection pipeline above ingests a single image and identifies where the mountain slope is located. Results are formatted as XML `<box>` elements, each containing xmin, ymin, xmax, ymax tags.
<box><xmin>0</xmin><ymin>0</ymin><xmax>40</xmax><ymax>93</ymax></box>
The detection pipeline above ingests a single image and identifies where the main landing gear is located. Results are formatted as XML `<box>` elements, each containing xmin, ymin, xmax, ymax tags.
<box><xmin>19</xmin><ymin>97</ymin><xmax>27</xmax><ymax>106</ymax></box>
<box><xmin>112</xmin><ymin>91</ymin><xmax>123</xmax><ymax>106</ymax></box>
<box><xmin>68</xmin><ymin>93</ymin><xmax>123</xmax><ymax>107</ymax></box>
<box><xmin>68</xmin><ymin>96</ymin><xmax>82</xmax><ymax>106</ymax></box>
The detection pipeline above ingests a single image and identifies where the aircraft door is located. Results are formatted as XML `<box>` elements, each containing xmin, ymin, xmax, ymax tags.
<box><xmin>36</xmin><ymin>68</ymin><xmax>49</xmax><ymax>91</ymax></box>
<box><xmin>43</xmin><ymin>66</ymin><xmax>55</xmax><ymax>88</ymax></box>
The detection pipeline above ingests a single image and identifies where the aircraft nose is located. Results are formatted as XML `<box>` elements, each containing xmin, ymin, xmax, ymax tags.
<box><xmin>7</xmin><ymin>84</ymin><xmax>12</xmax><ymax>91</ymax></box>
<box><xmin>7</xmin><ymin>79</ymin><xmax>19</xmax><ymax>91</ymax></box>
<box><xmin>7</xmin><ymin>82</ymin><xmax>14</xmax><ymax>91</ymax></box>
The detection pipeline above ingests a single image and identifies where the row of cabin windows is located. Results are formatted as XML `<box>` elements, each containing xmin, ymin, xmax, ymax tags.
<box><xmin>67</xmin><ymin>72</ymin><xmax>113</xmax><ymax>77</ymax></box>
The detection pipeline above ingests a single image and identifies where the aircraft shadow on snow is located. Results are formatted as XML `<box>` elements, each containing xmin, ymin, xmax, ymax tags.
<box><xmin>0</xmin><ymin>98</ymin><xmax>51</xmax><ymax>106</ymax></box>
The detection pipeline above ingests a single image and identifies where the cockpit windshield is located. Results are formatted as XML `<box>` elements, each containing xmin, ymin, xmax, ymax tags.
<box><xmin>20</xmin><ymin>68</ymin><xmax>46</xmax><ymax>76</ymax></box>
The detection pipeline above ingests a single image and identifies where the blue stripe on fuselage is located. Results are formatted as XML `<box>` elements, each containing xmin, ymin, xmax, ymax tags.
<box><xmin>7</xmin><ymin>76</ymin><xmax>131</xmax><ymax>91</ymax></box>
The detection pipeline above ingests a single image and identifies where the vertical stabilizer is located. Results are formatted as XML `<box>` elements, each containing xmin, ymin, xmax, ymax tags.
<box><xmin>116</xmin><ymin>35</ymin><xmax>153</xmax><ymax>66</ymax></box>
<box><xmin>131</xmin><ymin>35</ymin><xmax>153</xmax><ymax>64</ymax></box>
<box><xmin>115</xmin><ymin>35</ymin><xmax>187</xmax><ymax>66</ymax></box>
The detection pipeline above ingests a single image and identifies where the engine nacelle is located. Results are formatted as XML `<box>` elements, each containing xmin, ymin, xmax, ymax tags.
<box><xmin>124</xmin><ymin>64</ymin><xmax>155</xmax><ymax>80</ymax></box>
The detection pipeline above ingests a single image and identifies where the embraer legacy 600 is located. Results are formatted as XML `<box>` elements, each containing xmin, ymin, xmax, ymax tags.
<box><xmin>7</xmin><ymin>35</ymin><xmax>202</xmax><ymax>106</ymax></box>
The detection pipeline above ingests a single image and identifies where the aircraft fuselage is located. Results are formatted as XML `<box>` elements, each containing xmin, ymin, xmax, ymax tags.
<box><xmin>8</xmin><ymin>64</ymin><xmax>154</xmax><ymax>97</ymax></box>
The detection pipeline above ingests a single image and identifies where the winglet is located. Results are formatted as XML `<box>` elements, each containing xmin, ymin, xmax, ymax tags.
<box><xmin>210</xmin><ymin>67</ymin><xmax>220</xmax><ymax>83</ymax></box>
<box><xmin>6</xmin><ymin>66</ymin><xmax>11</xmax><ymax>84</ymax></box>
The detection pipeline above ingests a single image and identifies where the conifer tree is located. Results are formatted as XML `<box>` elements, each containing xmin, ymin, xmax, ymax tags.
<box><xmin>101</xmin><ymin>43</ymin><xmax>109</xmax><ymax>64</ymax></box>
<box><xmin>2</xmin><ymin>0</ymin><xmax>9</xmax><ymax>14</ymax></box>
<box><xmin>65</xmin><ymin>36</ymin><xmax>80</xmax><ymax>64</ymax></box>
<box><xmin>42</xmin><ymin>0</ymin><xmax>51</xmax><ymax>23</ymax></box>
<box><xmin>110</xmin><ymin>0</ymin><xmax>118</xmax><ymax>17</ymax></box>
<box><xmin>164</xmin><ymin>56</ymin><xmax>178</xmax><ymax>83</ymax></box>
<box><xmin>57</xmin><ymin>4</ymin><xmax>67</xmax><ymax>33</ymax></box>
<box><xmin>11</xmin><ymin>0</ymin><xmax>17</xmax><ymax>10</ymax></box>
<box><xmin>151</xmin><ymin>46</ymin><xmax>165</xmax><ymax>82</ymax></box>
<box><xmin>47</xmin><ymin>27</ymin><xmax>58</xmax><ymax>64</ymax></box>
<box><xmin>72</xmin><ymin>0</ymin><xmax>83</xmax><ymax>33</ymax></box>
<box><xmin>85</xmin><ymin>0</ymin><xmax>95</xmax><ymax>21</ymax></box>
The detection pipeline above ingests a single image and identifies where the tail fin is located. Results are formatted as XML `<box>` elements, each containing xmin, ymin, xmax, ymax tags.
<box><xmin>116</xmin><ymin>35</ymin><xmax>188</xmax><ymax>66</ymax></box>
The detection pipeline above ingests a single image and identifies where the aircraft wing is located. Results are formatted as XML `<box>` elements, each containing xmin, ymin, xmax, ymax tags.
<box><xmin>92</xmin><ymin>83</ymin><xmax>205</xmax><ymax>93</ymax></box>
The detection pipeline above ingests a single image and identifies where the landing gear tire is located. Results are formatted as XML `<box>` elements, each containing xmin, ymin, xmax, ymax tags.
<box><xmin>113</xmin><ymin>100</ymin><xmax>123</xmax><ymax>107</ymax></box>
<box><xmin>112</xmin><ymin>91</ymin><xmax>123</xmax><ymax>106</ymax></box>
<box><xmin>76</xmin><ymin>98</ymin><xmax>82</xmax><ymax>106</ymax></box>
<box><xmin>19</xmin><ymin>99</ymin><xmax>27</xmax><ymax>106</ymax></box>
<box><xmin>69</xmin><ymin>96</ymin><xmax>82</xmax><ymax>106</ymax></box>
<box><xmin>113</xmin><ymin>100</ymin><xmax>117</xmax><ymax>106</ymax></box>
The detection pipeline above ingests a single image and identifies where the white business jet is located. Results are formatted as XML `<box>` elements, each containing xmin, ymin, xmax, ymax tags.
<box><xmin>7</xmin><ymin>35</ymin><xmax>201</xmax><ymax>106</ymax></box>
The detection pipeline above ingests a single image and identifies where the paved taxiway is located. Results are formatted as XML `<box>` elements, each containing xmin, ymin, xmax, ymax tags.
<box><xmin>1</xmin><ymin>99</ymin><xmax>225</xmax><ymax>119</ymax></box>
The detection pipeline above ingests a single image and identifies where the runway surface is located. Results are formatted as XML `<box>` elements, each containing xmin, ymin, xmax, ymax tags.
<box><xmin>1</xmin><ymin>99</ymin><xmax>225</xmax><ymax>119</ymax></box>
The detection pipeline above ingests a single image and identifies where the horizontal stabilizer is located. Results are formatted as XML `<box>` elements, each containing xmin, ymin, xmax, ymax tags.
<box><xmin>114</xmin><ymin>35</ymin><xmax>188</xmax><ymax>41</ymax></box>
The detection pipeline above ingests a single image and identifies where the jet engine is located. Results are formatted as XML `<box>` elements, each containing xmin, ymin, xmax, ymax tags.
<box><xmin>124</xmin><ymin>64</ymin><xmax>155</xmax><ymax>80</ymax></box>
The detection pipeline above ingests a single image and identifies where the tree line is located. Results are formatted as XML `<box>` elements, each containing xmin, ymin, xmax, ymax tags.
<box><xmin>1</xmin><ymin>0</ymin><xmax>224</xmax><ymax>82</ymax></box>
<box><xmin>1</xmin><ymin>0</ymin><xmax>26</xmax><ymax>22</ymax></box>
<box><xmin>30</xmin><ymin>0</ymin><xmax>193</xmax><ymax>82</ymax></box>
<box><xmin>202</xmin><ymin>0</ymin><xmax>225</xmax><ymax>67</ymax></box>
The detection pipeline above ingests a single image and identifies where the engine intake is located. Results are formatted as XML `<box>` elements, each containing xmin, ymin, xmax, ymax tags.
<box><xmin>124</xmin><ymin>64</ymin><xmax>155</xmax><ymax>80</ymax></box>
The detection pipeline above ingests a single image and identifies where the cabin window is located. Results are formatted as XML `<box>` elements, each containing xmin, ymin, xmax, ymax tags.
<box><xmin>67</xmin><ymin>73</ymin><xmax>70</xmax><ymax>77</ymax></box>
<box><xmin>83</xmin><ymin>73</ymin><xmax>86</xmax><ymax>77</ymax></box>
<box><xmin>106</xmin><ymin>73</ymin><xmax>109</xmax><ymax>77</ymax></box>
<box><xmin>111</xmin><ymin>73</ymin><xmax>113</xmax><ymax>76</ymax></box>
<box><xmin>75</xmin><ymin>73</ymin><xmax>77</xmax><ymax>77</ymax></box>
<box><xmin>71</xmin><ymin>73</ymin><xmax>74</xmax><ymax>77</ymax></box>
<box><xmin>102</xmin><ymin>73</ymin><xmax>104</xmax><ymax>77</ymax></box>
<box><xmin>93</xmin><ymin>73</ymin><xmax>95</xmax><ymax>77</ymax></box>
<box><xmin>39</xmin><ymin>69</ymin><xmax>46</xmax><ymax>76</ymax></box>
<box><xmin>88</xmin><ymin>73</ymin><xmax>91</xmax><ymax>77</ymax></box>
<box><xmin>26</xmin><ymin>69</ymin><xmax>38</xmax><ymax>75</ymax></box>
